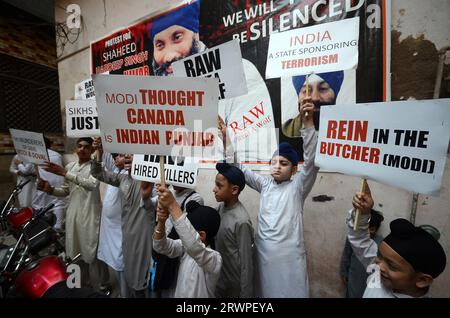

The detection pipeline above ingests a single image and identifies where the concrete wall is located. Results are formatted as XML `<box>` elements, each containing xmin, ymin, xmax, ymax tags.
<box><xmin>51</xmin><ymin>0</ymin><xmax>450</xmax><ymax>297</ymax></box>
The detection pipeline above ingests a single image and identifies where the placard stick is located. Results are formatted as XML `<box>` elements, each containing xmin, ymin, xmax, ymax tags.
<box><xmin>353</xmin><ymin>178</ymin><xmax>368</xmax><ymax>231</ymax></box>
<box><xmin>159</xmin><ymin>155</ymin><xmax>166</xmax><ymax>187</ymax></box>
<box><xmin>35</xmin><ymin>164</ymin><xmax>41</xmax><ymax>180</ymax></box>
<box><xmin>305</xmin><ymin>73</ymin><xmax>310</xmax><ymax>119</ymax></box>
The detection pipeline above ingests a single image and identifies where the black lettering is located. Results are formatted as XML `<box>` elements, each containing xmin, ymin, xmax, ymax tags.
<box><xmin>184</xmin><ymin>60</ymin><xmax>196</xmax><ymax>77</ymax></box>
<box><xmin>418</xmin><ymin>131</ymin><xmax>429</xmax><ymax>148</ymax></box>
<box><xmin>394</xmin><ymin>130</ymin><xmax>404</xmax><ymax>146</ymax></box>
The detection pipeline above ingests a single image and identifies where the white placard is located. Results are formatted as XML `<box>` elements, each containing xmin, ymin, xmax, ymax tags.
<box><xmin>65</xmin><ymin>100</ymin><xmax>100</xmax><ymax>137</ymax></box>
<box><xmin>172</xmin><ymin>40</ymin><xmax>248</xmax><ymax>99</ymax></box>
<box><xmin>9</xmin><ymin>129</ymin><xmax>49</xmax><ymax>164</ymax></box>
<box><xmin>316</xmin><ymin>99</ymin><xmax>450</xmax><ymax>195</ymax></box>
<box><xmin>93</xmin><ymin>74</ymin><xmax>219</xmax><ymax>158</ymax></box>
<box><xmin>132</xmin><ymin>155</ymin><xmax>198</xmax><ymax>188</ymax></box>
<box><xmin>266</xmin><ymin>17</ymin><xmax>360</xmax><ymax>79</ymax></box>
<box><xmin>75</xmin><ymin>78</ymin><xmax>95</xmax><ymax>100</ymax></box>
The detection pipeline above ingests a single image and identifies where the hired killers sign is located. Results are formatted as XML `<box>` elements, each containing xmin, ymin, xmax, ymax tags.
<box><xmin>132</xmin><ymin>155</ymin><xmax>198</xmax><ymax>188</ymax></box>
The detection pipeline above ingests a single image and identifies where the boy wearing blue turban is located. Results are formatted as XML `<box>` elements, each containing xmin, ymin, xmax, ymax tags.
<box><xmin>283</xmin><ymin>71</ymin><xmax>344</xmax><ymax>137</ymax></box>
<box><xmin>222</xmin><ymin>97</ymin><xmax>319</xmax><ymax>297</ymax></box>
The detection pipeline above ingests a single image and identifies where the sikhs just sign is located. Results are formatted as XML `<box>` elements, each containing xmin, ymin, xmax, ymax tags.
<box><xmin>315</xmin><ymin>99</ymin><xmax>450</xmax><ymax>195</ymax></box>
<box><xmin>65</xmin><ymin>100</ymin><xmax>100</xmax><ymax>138</ymax></box>
<box><xmin>266</xmin><ymin>17</ymin><xmax>360</xmax><ymax>79</ymax></box>
<box><xmin>92</xmin><ymin>74</ymin><xmax>219</xmax><ymax>157</ymax></box>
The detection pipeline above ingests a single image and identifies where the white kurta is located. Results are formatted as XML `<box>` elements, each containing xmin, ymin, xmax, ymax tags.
<box><xmin>97</xmin><ymin>154</ymin><xmax>124</xmax><ymax>271</ymax></box>
<box><xmin>164</xmin><ymin>188</ymin><xmax>204</xmax><ymax>235</ymax></box>
<box><xmin>9</xmin><ymin>155</ymin><xmax>36</xmax><ymax>207</ymax></box>
<box><xmin>346</xmin><ymin>210</ymin><xmax>431</xmax><ymax>298</ymax></box>
<box><xmin>235</xmin><ymin>127</ymin><xmax>318</xmax><ymax>298</ymax></box>
<box><xmin>153</xmin><ymin>214</ymin><xmax>222</xmax><ymax>298</ymax></box>
<box><xmin>52</xmin><ymin>160</ymin><xmax>102</xmax><ymax>264</ymax></box>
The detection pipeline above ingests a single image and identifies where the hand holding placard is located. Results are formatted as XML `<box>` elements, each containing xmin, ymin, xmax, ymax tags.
<box><xmin>352</xmin><ymin>179</ymin><xmax>373</xmax><ymax>230</ymax></box>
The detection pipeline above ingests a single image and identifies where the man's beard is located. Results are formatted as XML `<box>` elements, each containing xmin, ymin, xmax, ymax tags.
<box><xmin>152</xmin><ymin>38</ymin><xmax>203</xmax><ymax>76</ymax></box>
<box><xmin>312</xmin><ymin>99</ymin><xmax>336</xmax><ymax>130</ymax></box>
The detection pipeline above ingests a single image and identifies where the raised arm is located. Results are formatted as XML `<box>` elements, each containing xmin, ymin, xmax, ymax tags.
<box><xmin>90</xmin><ymin>137</ymin><xmax>121</xmax><ymax>187</ymax></box>
<box><xmin>346</xmin><ymin>185</ymin><xmax>378</xmax><ymax>270</ymax></box>
<box><xmin>292</xmin><ymin>96</ymin><xmax>319</xmax><ymax>201</ymax></box>
<box><xmin>293</xmin><ymin>126</ymin><xmax>319</xmax><ymax>201</ymax></box>
<box><xmin>221</xmin><ymin>122</ymin><xmax>267</xmax><ymax>193</ymax></box>
<box><xmin>157</xmin><ymin>185</ymin><xmax>221</xmax><ymax>274</ymax></box>
<box><xmin>174</xmin><ymin>213</ymin><xmax>222</xmax><ymax>274</ymax></box>
<box><xmin>153</xmin><ymin>196</ymin><xmax>184</xmax><ymax>258</ymax></box>
<box><xmin>64</xmin><ymin>165</ymin><xmax>99</xmax><ymax>191</ymax></box>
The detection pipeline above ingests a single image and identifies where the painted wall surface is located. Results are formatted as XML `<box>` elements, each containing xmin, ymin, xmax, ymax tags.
<box><xmin>48</xmin><ymin>0</ymin><xmax>450</xmax><ymax>297</ymax></box>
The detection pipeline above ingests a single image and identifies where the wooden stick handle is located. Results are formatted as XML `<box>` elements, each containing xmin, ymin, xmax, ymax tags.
<box><xmin>159</xmin><ymin>155</ymin><xmax>165</xmax><ymax>187</ymax></box>
<box><xmin>353</xmin><ymin>178</ymin><xmax>367</xmax><ymax>231</ymax></box>
<box><xmin>156</xmin><ymin>155</ymin><xmax>166</xmax><ymax>224</ymax></box>
<box><xmin>305</xmin><ymin>74</ymin><xmax>310</xmax><ymax>119</ymax></box>
<box><xmin>35</xmin><ymin>164</ymin><xmax>40</xmax><ymax>179</ymax></box>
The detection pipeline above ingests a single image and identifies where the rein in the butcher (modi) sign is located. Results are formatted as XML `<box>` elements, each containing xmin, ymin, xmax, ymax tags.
<box><xmin>92</xmin><ymin>74</ymin><xmax>219</xmax><ymax>157</ymax></box>
<box><xmin>315</xmin><ymin>99</ymin><xmax>450</xmax><ymax>195</ymax></box>
<box><xmin>266</xmin><ymin>17</ymin><xmax>360</xmax><ymax>79</ymax></box>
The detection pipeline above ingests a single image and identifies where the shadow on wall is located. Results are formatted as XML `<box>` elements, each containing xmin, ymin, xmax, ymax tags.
<box><xmin>391</xmin><ymin>30</ymin><xmax>440</xmax><ymax>101</ymax></box>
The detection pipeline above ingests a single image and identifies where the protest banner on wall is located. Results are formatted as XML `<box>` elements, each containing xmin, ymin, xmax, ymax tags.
<box><xmin>92</xmin><ymin>74</ymin><xmax>219</xmax><ymax>157</ymax></box>
<box><xmin>91</xmin><ymin>0</ymin><xmax>390</xmax><ymax>162</ymax></box>
<box><xmin>172</xmin><ymin>40</ymin><xmax>248</xmax><ymax>99</ymax></box>
<box><xmin>315</xmin><ymin>99</ymin><xmax>450</xmax><ymax>195</ymax></box>
<box><xmin>65</xmin><ymin>100</ymin><xmax>100</xmax><ymax>138</ymax></box>
<box><xmin>132</xmin><ymin>155</ymin><xmax>198</xmax><ymax>188</ymax></box>
<box><xmin>265</xmin><ymin>17</ymin><xmax>359</xmax><ymax>79</ymax></box>
<box><xmin>9</xmin><ymin>129</ymin><xmax>49</xmax><ymax>165</ymax></box>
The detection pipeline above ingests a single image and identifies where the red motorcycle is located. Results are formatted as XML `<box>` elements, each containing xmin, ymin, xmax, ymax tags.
<box><xmin>1</xmin><ymin>180</ymin><xmax>107</xmax><ymax>298</ymax></box>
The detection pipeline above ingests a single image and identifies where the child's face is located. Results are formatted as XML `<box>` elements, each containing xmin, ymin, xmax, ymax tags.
<box><xmin>114</xmin><ymin>154</ymin><xmax>125</xmax><ymax>169</ymax></box>
<box><xmin>270</xmin><ymin>156</ymin><xmax>296</xmax><ymax>182</ymax></box>
<box><xmin>123</xmin><ymin>154</ymin><xmax>133</xmax><ymax>171</ymax></box>
<box><xmin>213</xmin><ymin>173</ymin><xmax>237</xmax><ymax>202</ymax></box>
<box><xmin>76</xmin><ymin>141</ymin><xmax>93</xmax><ymax>161</ymax></box>
<box><xmin>376</xmin><ymin>242</ymin><xmax>423</xmax><ymax>294</ymax></box>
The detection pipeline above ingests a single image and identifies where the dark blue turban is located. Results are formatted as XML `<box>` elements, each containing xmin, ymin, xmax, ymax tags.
<box><xmin>292</xmin><ymin>71</ymin><xmax>344</xmax><ymax>96</ymax></box>
<box><xmin>216</xmin><ymin>162</ymin><xmax>245</xmax><ymax>192</ymax></box>
<box><xmin>273</xmin><ymin>142</ymin><xmax>299</xmax><ymax>166</ymax></box>
<box><xmin>150</xmin><ymin>0</ymin><xmax>200</xmax><ymax>43</ymax></box>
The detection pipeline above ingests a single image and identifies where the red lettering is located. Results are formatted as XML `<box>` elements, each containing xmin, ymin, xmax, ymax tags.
<box><xmin>327</xmin><ymin>120</ymin><xmax>338</xmax><ymax>139</ymax></box>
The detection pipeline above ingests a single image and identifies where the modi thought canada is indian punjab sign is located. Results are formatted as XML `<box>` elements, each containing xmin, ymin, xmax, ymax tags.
<box><xmin>93</xmin><ymin>74</ymin><xmax>219</xmax><ymax>157</ymax></box>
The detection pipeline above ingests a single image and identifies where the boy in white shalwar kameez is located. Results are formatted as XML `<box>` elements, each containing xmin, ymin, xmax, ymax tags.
<box><xmin>347</xmin><ymin>182</ymin><xmax>446</xmax><ymax>298</ymax></box>
<box><xmin>153</xmin><ymin>185</ymin><xmax>222</xmax><ymax>298</ymax></box>
<box><xmin>223</xmin><ymin>98</ymin><xmax>319</xmax><ymax>298</ymax></box>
